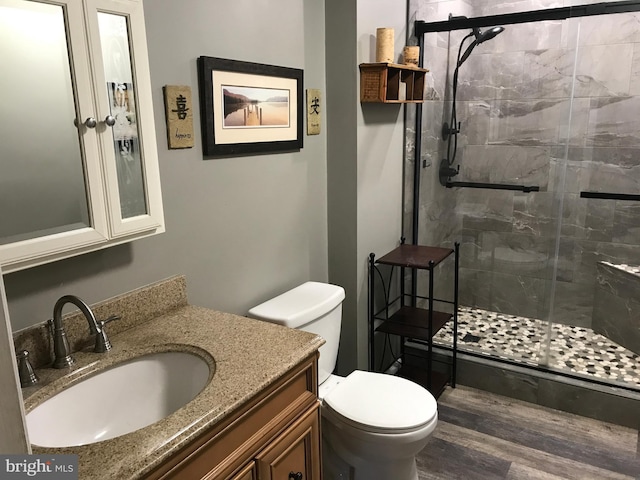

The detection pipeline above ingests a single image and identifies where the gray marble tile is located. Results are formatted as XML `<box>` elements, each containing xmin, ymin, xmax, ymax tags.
<box><xmin>613</xmin><ymin>203</ymin><xmax>640</xmax><ymax>245</ymax></box>
<box><xmin>586</xmin><ymin>97</ymin><xmax>640</xmax><ymax>148</ymax></box>
<box><xmin>574</xmin><ymin>44</ymin><xmax>634</xmax><ymax>97</ymax></box>
<box><xmin>459</xmin><ymin>229</ymin><xmax>541</xmax><ymax>273</ymax></box>
<box><xmin>631</xmin><ymin>44</ymin><xmax>640</xmax><ymax>97</ymax></box>
<box><xmin>458</xmin><ymin>188</ymin><xmax>515</xmax><ymax>232</ymax></box>
<box><xmin>596</xmin><ymin>262</ymin><xmax>640</xmax><ymax>300</ymax></box>
<box><xmin>456</xmin><ymin>145</ymin><xmax>550</xmax><ymax>189</ymax></box>
<box><xmin>592</xmin><ymin>287</ymin><xmax>640</xmax><ymax>356</ymax></box>
<box><xmin>513</xmin><ymin>192</ymin><xmax>558</xmax><ymax>237</ymax></box>
<box><xmin>456</xmin><ymin>51</ymin><xmax>525</xmax><ymax>101</ymax></box>
<box><xmin>491</xmin><ymin>20</ymin><xmax>564</xmax><ymax>53</ymax></box>
<box><xmin>517</xmin><ymin>49</ymin><xmax>574</xmax><ymax>99</ymax></box>
<box><xmin>563</xmin><ymin>97</ymin><xmax>591</xmax><ymax>147</ymax></box>
<box><xmin>567</xmin><ymin>239</ymin><xmax>640</xmax><ymax>287</ymax></box>
<box><xmin>555</xmin><ymin>237</ymin><xmax>580</xmax><ymax>282</ymax></box>
<box><xmin>558</xmin><ymin>193</ymin><xmax>586</xmax><ymax>238</ymax></box>
<box><xmin>582</xmin><ymin>198</ymin><xmax>615</xmax><ymax>242</ymax></box>
<box><xmin>576</xmin><ymin>12</ymin><xmax>640</xmax><ymax>47</ymax></box>
<box><xmin>488</xmin><ymin>99</ymin><xmax>571</xmax><ymax>146</ymax></box>
<box><xmin>472</xmin><ymin>0</ymin><xmax>562</xmax><ymax>16</ymax></box>
<box><xmin>550</xmin><ymin>279</ymin><xmax>595</xmax><ymax>329</ymax></box>
<box><xmin>592</xmin><ymin>263</ymin><xmax>640</xmax><ymax>355</ymax></box>
<box><xmin>423</xmin><ymin>46</ymin><xmax>449</xmax><ymax>100</ymax></box>
<box><xmin>548</xmin><ymin>158</ymin><xmax>587</xmax><ymax>195</ymax></box>
<box><xmin>458</xmin><ymin>267</ymin><xmax>493</xmax><ymax>310</ymax></box>
<box><xmin>489</xmin><ymin>271</ymin><xmax>547</xmax><ymax>319</ymax></box>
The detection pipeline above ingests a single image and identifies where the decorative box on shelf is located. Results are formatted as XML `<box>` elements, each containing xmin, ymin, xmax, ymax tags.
<box><xmin>359</xmin><ymin>62</ymin><xmax>428</xmax><ymax>103</ymax></box>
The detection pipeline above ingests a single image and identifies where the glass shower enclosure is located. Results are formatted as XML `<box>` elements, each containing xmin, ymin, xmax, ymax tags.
<box><xmin>407</xmin><ymin>1</ymin><xmax>640</xmax><ymax>391</ymax></box>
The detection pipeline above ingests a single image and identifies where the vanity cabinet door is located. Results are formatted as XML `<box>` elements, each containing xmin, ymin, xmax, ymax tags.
<box><xmin>0</xmin><ymin>0</ymin><xmax>163</xmax><ymax>273</ymax></box>
<box><xmin>85</xmin><ymin>0</ymin><xmax>164</xmax><ymax>238</ymax></box>
<box><xmin>255</xmin><ymin>404</ymin><xmax>321</xmax><ymax>480</ymax></box>
<box><xmin>230</xmin><ymin>462</ymin><xmax>256</xmax><ymax>480</ymax></box>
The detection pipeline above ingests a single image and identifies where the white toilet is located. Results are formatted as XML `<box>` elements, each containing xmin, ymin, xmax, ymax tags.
<box><xmin>248</xmin><ymin>281</ymin><xmax>438</xmax><ymax>480</ymax></box>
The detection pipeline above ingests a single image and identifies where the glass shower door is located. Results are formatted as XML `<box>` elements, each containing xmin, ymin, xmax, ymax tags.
<box><xmin>424</xmin><ymin>14</ymin><xmax>582</xmax><ymax>369</ymax></box>
<box><xmin>547</xmin><ymin>10</ymin><xmax>640</xmax><ymax>388</ymax></box>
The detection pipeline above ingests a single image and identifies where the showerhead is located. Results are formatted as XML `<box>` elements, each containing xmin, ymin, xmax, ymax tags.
<box><xmin>458</xmin><ymin>25</ymin><xmax>504</xmax><ymax>67</ymax></box>
<box><xmin>474</xmin><ymin>26</ymin><xmax>504</xmax><ymax>44</ymax></box>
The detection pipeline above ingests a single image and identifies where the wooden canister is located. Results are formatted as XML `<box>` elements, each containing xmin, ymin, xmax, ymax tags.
<box><xmin>376</xmin><ymin>28</ymin><xmax>394</xmax><ymax>63</ymax></box>
<box><xmin>403</xmin><ymin>46</ymin><xmax>420</xmax><ymax>66</ymax></box>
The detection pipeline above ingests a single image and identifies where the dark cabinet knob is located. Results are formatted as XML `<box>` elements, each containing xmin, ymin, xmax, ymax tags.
<box><xmin>289</xmin><ymin>473</ymin><xmax>303</xmax><ymax>480</ymax></box>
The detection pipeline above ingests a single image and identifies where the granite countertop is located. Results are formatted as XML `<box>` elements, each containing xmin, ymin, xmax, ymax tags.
<box><xmin>23</xmin><ymin>305</ymin><xmax>324</xmax><ymax>480</ymax></box>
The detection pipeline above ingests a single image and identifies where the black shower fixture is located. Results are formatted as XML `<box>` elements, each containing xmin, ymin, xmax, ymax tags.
<box><xmin>439</xmin><ymin>16</ymin><xmax>504</xmax><ymax>186</ymax></box>
<box><xmin>458</xmin><ymin>26</ymin><xmax>505</xmax><ymax>66</ymax></box>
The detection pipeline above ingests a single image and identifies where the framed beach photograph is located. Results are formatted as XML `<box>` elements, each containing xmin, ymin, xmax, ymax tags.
<box><xmin>197</xmin><ymin>56</ymin><xmax>303</xmax><ymax>156</ymax></box>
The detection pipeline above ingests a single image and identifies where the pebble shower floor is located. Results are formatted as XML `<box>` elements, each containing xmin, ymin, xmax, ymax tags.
<box><xmin>432</xmin><ymin>307</ymin><xmax>640</xmax><ymax>389</ymax></box>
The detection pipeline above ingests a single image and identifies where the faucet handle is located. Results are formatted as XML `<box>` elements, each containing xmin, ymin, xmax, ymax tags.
<box><xmin>100</xmin><ymin>314</ymin><xmax>121</xmax><ymax>327</ymax></box>
<box><xmin>94</xmin><ymin>314</ymin><xmax>120</xmax><ymax>353</ymax></box>
<box><xmin>16</xmin><ymin>350</ymin><xmax>39</xmax><ymax>387</ymax></box>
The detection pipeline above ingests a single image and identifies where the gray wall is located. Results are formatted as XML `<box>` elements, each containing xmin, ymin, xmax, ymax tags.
<box><xmin>326</xmin><ymin>0</ymin><xmax>408</xmax><ymax>373</ymax></box>
<box><xmin>4</xmin><ymin>0</ymin><xmax>408</xmax><ymax>378</ymax></box>
<box><xmin>5</xmin><ymin>0</ymin><xmax>329</xmax><ymax>332</ymax></box>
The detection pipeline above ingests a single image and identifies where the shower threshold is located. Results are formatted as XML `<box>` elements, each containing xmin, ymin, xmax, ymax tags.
<box><xmin>428</xmin><ymin>306</ymin><xmax>640</xmax><ymax>390</ymax></box>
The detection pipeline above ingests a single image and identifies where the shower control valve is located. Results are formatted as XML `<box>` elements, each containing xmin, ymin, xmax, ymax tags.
<box><xmin>438</xmin><ymin>159</ymin><xmax>459</xmax><ymax>186</ymax></box>
<box><xmin>442</xmin><ymin>121</ymin><xmax>461</xmax><ymax>140</ymax></box>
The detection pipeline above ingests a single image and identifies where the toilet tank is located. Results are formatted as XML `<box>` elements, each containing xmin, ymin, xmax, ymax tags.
<box><xmin>247</xmin><ymin>282</ymin><xmax>345</xmax><ymax>385</ymax></box>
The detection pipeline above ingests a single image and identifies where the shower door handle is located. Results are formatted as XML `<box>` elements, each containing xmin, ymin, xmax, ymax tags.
<box><xmin>580</xmin><ymin>191</ymin><xmax>640</xmax><ymax>201</ymax></box>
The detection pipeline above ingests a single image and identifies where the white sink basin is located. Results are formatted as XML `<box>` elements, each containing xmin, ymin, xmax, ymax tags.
<box><xmin>26</xmin><ymin>351</ymin><xmax>211</xmax><ymax>447</ymax></box>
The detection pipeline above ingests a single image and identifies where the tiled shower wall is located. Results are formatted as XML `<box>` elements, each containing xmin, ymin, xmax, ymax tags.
<box><xmin>406</xmin><ymin>0</ymin><xmax>640</xmax><ymax>328</ymax></box>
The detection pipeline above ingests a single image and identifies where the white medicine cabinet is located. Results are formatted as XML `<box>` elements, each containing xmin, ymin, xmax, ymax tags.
<box><xmin>0</xmin><ymin>0</ymin><xmax>164</xmax><ymax>273</ymax></box>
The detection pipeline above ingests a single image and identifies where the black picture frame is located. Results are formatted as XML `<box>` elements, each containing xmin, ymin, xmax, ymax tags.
<box><xmin>197</xmin><ymin>56</ymin><xmax>304</xmax><ymax>156</ymax></box>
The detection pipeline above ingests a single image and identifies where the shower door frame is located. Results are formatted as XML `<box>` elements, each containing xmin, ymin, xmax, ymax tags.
<box><xmin>409</xmin><ymin>0</ymin><xmax>640</xmax><ymax>393</ymax></box>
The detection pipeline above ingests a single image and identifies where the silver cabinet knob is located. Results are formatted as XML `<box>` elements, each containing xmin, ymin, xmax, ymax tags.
<box><xmin>104</xmin><ymin>115</ymin><xmax>116</xmax><ymax>127</ymax></box>
<box><xmin>84</xmin><ymin>117</ymin><xmax>97</xmax><ymax>128</ymax></box>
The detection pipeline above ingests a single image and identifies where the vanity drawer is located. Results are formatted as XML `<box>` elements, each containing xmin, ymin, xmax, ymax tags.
<box><xmin>148</xmin><ymin>353</ymin><xmax>319</xmax><ymax>480</ymax></box>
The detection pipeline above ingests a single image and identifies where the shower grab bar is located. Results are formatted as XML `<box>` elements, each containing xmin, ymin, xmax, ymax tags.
<box><xmin>580</xmin><ymin>191</ymin><xmax>640</xmax><ymax>201</ymax></box>
<box><xmin>444</xmin><ymin>181</ymin><xmax>540</xmax><ymax>192</ymax></box>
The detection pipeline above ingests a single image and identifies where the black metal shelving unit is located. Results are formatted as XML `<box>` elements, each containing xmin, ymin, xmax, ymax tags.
<box><xmin>368</xmin><ymin>242</ymin><xmax>460</xmax><ymax>398</ymax></box>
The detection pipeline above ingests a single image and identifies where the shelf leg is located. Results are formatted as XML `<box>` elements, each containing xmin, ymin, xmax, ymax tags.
<box><xmin>427</xmin><ymin>260</ymin><xmax>434</xmax><ymax>392</ymax></box>
<box><xmin>452</xmin><ymin>242</ymin><xmax>460</xmax><ymax>388</ymax></box>
<box><xmin>368</xmin><ymin>253</ymin><xmax>376</xmax><ymax>372</ymax></box>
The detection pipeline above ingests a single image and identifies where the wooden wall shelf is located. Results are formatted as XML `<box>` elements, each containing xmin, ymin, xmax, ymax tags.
<box><xmin>359</xmin><ymin>62</ymin><xmax>428</xmax><ymax>103</ymax></box>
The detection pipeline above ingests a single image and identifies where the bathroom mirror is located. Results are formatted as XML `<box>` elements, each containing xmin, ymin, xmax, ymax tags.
<box><xmin>0</xmin><ymin>0</ymin><xmax>91</xmax><ymax>245</ymax></box>
<box><xmin>0</xmin><ymin>0</ymin><xmax>165</xmax><ymax>272</ymax></box>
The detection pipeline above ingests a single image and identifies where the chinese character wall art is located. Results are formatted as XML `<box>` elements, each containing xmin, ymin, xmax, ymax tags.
<box><xmin>198</xmin><ymin>56</ymin><xmax>303</xmax><ymax>156</ymax></box>
<box><xmin>222</xmin><ymin>86</ymin><xmax>290</xmax><ymax>128</ymax></box>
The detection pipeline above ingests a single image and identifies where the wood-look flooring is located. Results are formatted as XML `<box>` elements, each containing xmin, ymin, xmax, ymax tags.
<box><xmin>416</xmin><ymin>386</ymin><xmax>640</xmax><ymax>480</ymax></box>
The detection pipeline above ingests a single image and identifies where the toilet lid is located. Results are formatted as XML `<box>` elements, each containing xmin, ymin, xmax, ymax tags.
<box><xmin>323</xmin><ymin>370</ymin><xmax>437</xmax><ymax>433</ymax></box>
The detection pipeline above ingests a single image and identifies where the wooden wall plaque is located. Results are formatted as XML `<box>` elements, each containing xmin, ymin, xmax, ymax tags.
<box><xmin>163</xmin><ymin>85</ymin><xmax>195</xmax><ymax>149</ymax></box>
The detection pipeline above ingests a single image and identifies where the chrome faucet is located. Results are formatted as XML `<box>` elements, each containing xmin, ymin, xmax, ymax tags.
<box><xmin>50</xmin><ymin>295</ymin><xmax>120</xmax><ymax>369</ymax></box>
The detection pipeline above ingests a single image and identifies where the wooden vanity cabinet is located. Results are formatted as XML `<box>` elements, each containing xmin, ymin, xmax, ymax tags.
<box><xmin>147</xmin><ymin>353</ymin><xmax>321</xmax><ymax>480</ymax></box>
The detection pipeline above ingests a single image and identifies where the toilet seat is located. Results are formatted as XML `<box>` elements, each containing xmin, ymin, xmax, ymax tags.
<box><xmin>323</xmin><ymin>370</ymin><xmax>437</xmax><ymax>435</ymax></box>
